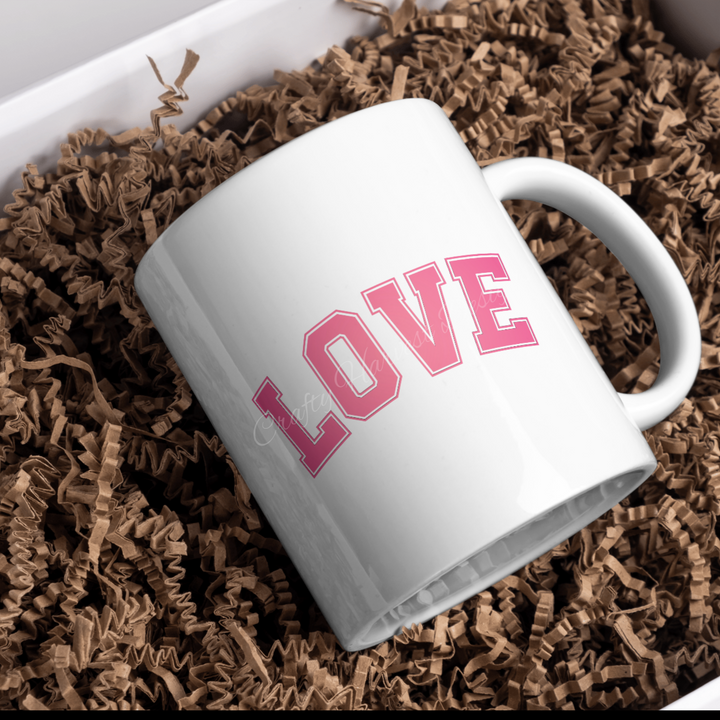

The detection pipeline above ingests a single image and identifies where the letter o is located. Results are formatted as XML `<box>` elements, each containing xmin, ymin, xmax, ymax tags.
<box><xmin>303</xmin><ymin>311</ymin><xmax>402</xmax><ymax>421</ymax></box>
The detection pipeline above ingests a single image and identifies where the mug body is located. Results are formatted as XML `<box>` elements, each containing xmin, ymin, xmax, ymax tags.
<box><xmin>135</xmin><ymin>99</ymin><xmax>657</xmax><ymax>651</ymax></box>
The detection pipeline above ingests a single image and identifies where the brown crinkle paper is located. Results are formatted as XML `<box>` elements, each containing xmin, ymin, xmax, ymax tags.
<box><xmin>1</xmin><ymin>0</ymin><xmax>719</xmax><ymax>710</ymax></box>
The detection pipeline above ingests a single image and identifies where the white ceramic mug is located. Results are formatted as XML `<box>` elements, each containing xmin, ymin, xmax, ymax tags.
<box><xmin>135</xmin><ymin>98</ymin><xmax>701</xmax><ymax>651</ymax></box>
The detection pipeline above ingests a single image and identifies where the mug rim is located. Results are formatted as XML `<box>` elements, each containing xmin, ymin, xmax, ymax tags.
<box><xmin>136</xmin><ymin>97</ymin><xmax>443</xmax><ymax>276</ymax></box>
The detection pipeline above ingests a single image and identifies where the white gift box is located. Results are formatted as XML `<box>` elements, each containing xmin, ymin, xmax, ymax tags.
<box><xmin>0</xmin><ymin>0</ymin><xmax>446</xmax><ymax>206</ymax></box>
<box><xmin>0</xmin><ymin>0</ymin><xmax>717</xmax><ymax>710</ymax></box>
<box><xmin>652</xmin><ymin>0</ymin><xmax>720</xmax><ymax>61</ymax></box>
<box><xmin>663</xmin><ymin>675</ymin><xmax>720</xmax><ymax>711</ymax></box>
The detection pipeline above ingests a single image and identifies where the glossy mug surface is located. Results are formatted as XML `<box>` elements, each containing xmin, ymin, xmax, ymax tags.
<box><xmin>135</xmin><ymin>99</ymin><xmax>701</xmax><ymax>651</ymax></box>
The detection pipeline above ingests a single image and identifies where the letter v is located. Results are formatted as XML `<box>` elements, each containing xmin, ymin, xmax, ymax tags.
<box><xmin>362</xmin><ymin>262</ymin><xmax>462</xmax><ymax>376</ymax></box>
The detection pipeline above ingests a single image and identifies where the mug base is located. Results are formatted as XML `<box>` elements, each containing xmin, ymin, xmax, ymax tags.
<box><xmin>346</xmin><ymin>466</ymin><xmax>649</xmax><ymax>651</ymax></box>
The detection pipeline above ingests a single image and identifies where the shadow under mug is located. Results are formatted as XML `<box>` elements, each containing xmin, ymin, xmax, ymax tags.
<box><xmin>135</xmin><ymin>98</ymin><xmax>700</xmax><ymax>651</ymax></box>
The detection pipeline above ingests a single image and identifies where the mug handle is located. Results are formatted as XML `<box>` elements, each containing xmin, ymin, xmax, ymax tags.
<box><xmin>482</xmin><ymin>157</ymin><xmax>701</xmax><ymax>431</ymax></box>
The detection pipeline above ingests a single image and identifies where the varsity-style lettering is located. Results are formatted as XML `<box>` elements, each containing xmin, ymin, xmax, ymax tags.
<box><xmin>303</xmin><ymin>310</ymin><xmax>402</xmax><ymax>420</ymax></box>
<box><xmin>252</xmin><ymin>377</ymin><xmax>351</xmax><ymax>477</ymax></box>
<box><xmin>446</xmin><ymin>253</ymin><xmax>537</xmax><ymax>354</ymax></box>
<box><xmin>254</xmin><ymin>252</ymin><xmax>537</xmax><ymax>477</ymax></box>
<box><xmin>361</xmin><ymin>262</ymin><xmax>462</xmax><ymax>375</ymax></box>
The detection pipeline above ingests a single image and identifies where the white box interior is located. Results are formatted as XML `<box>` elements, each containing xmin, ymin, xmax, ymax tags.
<box><xmin>0</xmin><ymin>0</ymin><xmax>445</xmax><ymax>206</ymax></box>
